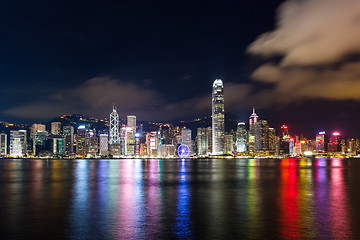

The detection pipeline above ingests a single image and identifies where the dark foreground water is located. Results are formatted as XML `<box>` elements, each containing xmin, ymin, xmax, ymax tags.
<box><xmin>0</xmin><ymin>158</ymin><xmax>360</xmax><ymax>239</ymax></box>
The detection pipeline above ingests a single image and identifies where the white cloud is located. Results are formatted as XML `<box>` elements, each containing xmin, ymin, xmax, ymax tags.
<box><xmin>246</xmin><ymin>0</ymin><xmax>360</xmax><ymax>106</ymax></box>
<box><xmin>247</xmin><ymin>0</ymin><xmax>360</xmax><ymax>66</ymax></box>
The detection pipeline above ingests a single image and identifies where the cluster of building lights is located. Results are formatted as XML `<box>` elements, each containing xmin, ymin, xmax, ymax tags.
<box><xmin>0</xmin><ymin>80</ymin><xmax>359</xmax><ymax>159</ymax></box>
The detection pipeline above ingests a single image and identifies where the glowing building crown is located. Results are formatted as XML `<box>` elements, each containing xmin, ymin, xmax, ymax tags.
<box><xmin>213</xmin><ymin>79</ymin><xmax>223</xmax><ymax>87</ymax></box>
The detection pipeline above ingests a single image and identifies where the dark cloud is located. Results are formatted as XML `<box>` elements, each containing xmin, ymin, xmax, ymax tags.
<box><xmin>2</xmin><ymin>76</ymin><xmax>257</xmax><ymax>121</ymax></box>
<box><xmin>2</xmin><ymin>77</ymin><xmax>213</xmax><ymax>121</ymax></box>
<box><xmin>251</xmin><ymin>62</ymin><xmax>360</xmax><ymax>104</ymax></box>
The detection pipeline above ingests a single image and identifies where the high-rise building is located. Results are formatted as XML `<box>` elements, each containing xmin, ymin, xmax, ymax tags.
<box><xmin>10</xmin><ymin>130</ymin><xmax>27</xmax><ymax>157</ymax></box>
<box><xmin>88</xmin><ymin>129</ymin><xmax>98</xmax><ymax>157</ymax></box>
<box><xmin>279</xmin><ymin>125</ymin><xmax>290</xmax><ymax>155</ymax></box>
<box><xmin>268</xmin><ymin>127</ymin><xmax>276</xmax><ymax>154</ymax></box>
<box><xmin>206</xmin><ymin>127</ymin><xmax>212</xmax><ymax>154</ymax></box>
<box><xmin>146</xmin><ymin>131</ymin><xmax>158</xmax><ymax>156</ymax></box>
<box><xmin>347</xmin><ymin>138</ymin><xmax>356</xmax><ymax>155</ymax></box>
<box><xmin>328</xmin><ymin>132</ymin><xmax>341</xmax><ymax>152</ymax></box>
<box><xmin>249</xmin><ymin>108</ymin><xmax>259</xmax><ymax>135</ymax></box>
<box><xmin>135</xmin><ymin>133</ymin><xmax>141</xmax><ymax>155</ymax></box>
<box><xmin>254</xmin><ymin>120</ymin><xmax>270</xmax><ymax>155</ymax></box>
<box><xmin>212</xmin><ymin>79</ymin><xmax>225</xmax><ymax>155</ymax></box>
<box><xmin>51</xmin><ymin>122</ymin><xmax>62</xmax><ymax>135</ymax></box>
<box><xmin>236</xmin><ymin>122</ymin><xmax>247</xmax><ymax>153</ymax></box>
<box><xmin>51</xmin><ymin>135</ymin><xmax>65</xmax><ymax>156</ymax></box>
<box><xmin>248</xmin><ymin>135</ymin><xmax>255</xmax><ymax>155</ymax></box>
<box><xmin>224</xmin><ymin>135</ymin><xmax>234</xmax><ymax>154</ymax></box>
<box><xmin>289</xmin><ymin>138</ymin><xmax>295</xmax><ymax>156</ymax></box>
<box><xmin>181</xmin><ymin>128</ymin><xmax>192</xmax><ymax>146</ymax></box>
<box><xmin>99</xmin><ymin>134</ymin><xmax>109</xmax><ymax>156</ymax></box>
<box><xmin>0</xmin><ymin>133</ymin><xmax>7</xmax><ymax>156</ymax></box>
<box><xmin>160</xmin><ymin>144</ymin><xmax>176</xmax><ymax>157</ymax></box>
<box><xmin>76</xmin><ymin>126</ymin><xmax>87</xmax><ymax>156</ymax></box>
<box><xmin>294</xmin><ymin>140</ymin><xmax>309</xmax><ymax>156</ymax></box>
<box><xmin>196</xmin><ymin>128</ymin><xmax>208</xmax><ymax>155</ymax></box>
<box><xmin>127</xmin><ymin>115</ymin><xmax>136</xmax><ymax>130</ymax></box>
<box><xmin>126</xmin><ymin>127</ymin><xmax>135</xmax><ymax>156</ymax></box>
<box><xmin>33</xmin><ymin>130</ymin><xmax>48</xmax><ymax>155</ymax></box>
<box><xmin>30</xmin><ymin>123</ymin><xmax>46</xmax><ymax>139</ymax></box>
<box><xmin>120</xmin><ymin>127</ymin><xmax>127</xmax><ymax>155</ymax></box>
<box><xmin>63</xmin><ymin>126</ymin><xmax>74</xmax><ymax>155</ymax></box>
<box><xmin>315</xmin><ymin>131</ymin><xmax>326</xmax><ymax>153</ymax></box>
<box><xmin>109</xmin><ymin>105</ymin><xmax>120</xmax><ymax>144</ymax></box>
<box><xmin>157</xmin><ymin>131</ymin><xmax>162</xmax><ymax>157</ymax></box>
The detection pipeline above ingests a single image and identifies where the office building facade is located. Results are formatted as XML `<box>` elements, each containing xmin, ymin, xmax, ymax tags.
<box><xmin>212</xmin><ymin>79</ymin><xmax>225</xmax><ymax>155</ymax></box>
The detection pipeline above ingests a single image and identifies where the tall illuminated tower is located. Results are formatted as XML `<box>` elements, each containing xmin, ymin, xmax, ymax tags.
<box><xmin>212</xmin><ymin>79</ymin><xmax>225</xmax><ymax>155</ymax></box>
<box><xmin>249</xmin><ymin>108</ymin><xmax>258</xmax><ymax>135</ymax></box>
<box><xmin>109</xmin><ymin>104</ymin><xmax>120</xmax><ymax>144</ymax></box>
<box><xmin>236</xmin><ymin>122</ymin><xmax>247</xmax><ymax>153</ymax></box>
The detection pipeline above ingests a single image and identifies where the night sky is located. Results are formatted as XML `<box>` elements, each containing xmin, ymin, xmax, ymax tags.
<box><xmin>2</xmin><ymin>0</ymin><xmax>360</xmax><ymax>138</ymax></box>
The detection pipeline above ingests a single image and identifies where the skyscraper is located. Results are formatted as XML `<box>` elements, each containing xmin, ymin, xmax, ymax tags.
<box><xmin>87</xmin><ymin>129</ymin><xmax>99</xmax><ymax>157</ymax></box>
<box><xmin>254</xmin><ymin>120</ymin><xmax>269</xmax><ymax>155</ymax></box>
<box><xmin>315</xmin><ymin>131</ymin><xmax>326</xmax><ymax>153</ymax></box>
<box><xmin>279</xmin><ymin>125</ymin><xmax>290</xmax><ymax>155</ymax></box>
<box><xmin>126</xmin><ymin>116</ymin><xmax>136</xmax><ymax>156</ymax></box>
<box><xmin>51</xmin><ymin>122</ymin><xmax>62</xmax><ymax>135</ymax></box>
<box><xmin>126</xmin><ymin>127</ymin><xmax>135</xmax><ymax>156</ymax></box>
<box><xmin>249</xmin><ymin>108</ymin><xmax>258</xmax><ymax>135</ymax></box>
<box><xmin>33</xmin><ymin>130</ymin><xmax>48</xmax><ymax>155</ymax></box>
<box><xmin>268</xmin><ymin>127</ymin><xmax>276</xmax><ymax>154</ymax></box>
<box><xmin>127</xmin><ymin>115</ymin><xmax>136</xmax><ymax>130</ymax></box>
<box><xmin>329</xmin><ymin>132</ymin><xmax>341</xmax><ymax>152</ymax></box>
<box><xmin>146</xmin><ymin>131</ymin><xmax>158</xmax><ymax>156</ymax></box>
<box><xmin>119</xmin><ymin>127</ymin><xmax>126</xmax><ymax>155</ymax></box>
<box><xmin>206</xmin><ymin>127</ymin><xmax>212</xmax><ymax>154</ymax></box>
<box><xmin>212</xmin><ymin>79</ymin><xmax>225</xmax><ymax>155</ymax></box>
<box><xmin>63</xmin><ymin>125</ymin><xmax>74</xmax><ymax>155</ymax></box>
<box><xmin>99</xmin><ymin>134</ymin><xmax>109</xmax><ymax>155</ymax></box>
<box><xmin>10</xmin><ymin>130</ymin><xmax>27</xmax><ymax>157</ymax></box>
<box><xmin>0</xmin><ymin>133</ymin><xmax>7</xmax><ymax>156</ymax></box>
<box><xmin>30</xmin><ymin>123</ymin><xmax>46</xmax><ymax>139</ymax></box>
<box><xmin>51</xmin><ymin>135</ymin><xmax>65</xmax><ymax>156</ymax></box>
<box><xmin>135</xmin><ymin>133</ymin><xmax>141</xmax><ymax>155</ymax></box>
<box><xmin>76</xmin><ymin>126</ymin><xmax>87</xmax><ymax>156</ymax></box>
<box><xmin>236</xmin><ymin>122</ymin><xmax>247</xmax><ymax>153</ymax></box>
<box><xmin>196</xmin><ymin>128</ymin><xmax>208</xmax><ymax>155</ymax></box>
<box><xmin>224</xmin><ymin>135</ymin><xmax>234</xmax><ymax>154</ymax></box>
<box><xmin>109</xmin><ymin>105</ymin><xmax>120</xmax><ymax>144</ymax></box>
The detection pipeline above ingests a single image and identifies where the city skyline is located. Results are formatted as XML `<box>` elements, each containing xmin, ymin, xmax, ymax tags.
<box><xmin>1</xmin><ymin>0</ymin><xmax>360</xmax><ymax>139</ymax></box>
<box><xmin>1</xmin><ymin>91</ymin><xmax>358</xmax><ymax>159</ymax></box>
<box><xmin>2</xmin><ymin>1</ymin><xmax>360</xmax><ymax>239</ymax></box>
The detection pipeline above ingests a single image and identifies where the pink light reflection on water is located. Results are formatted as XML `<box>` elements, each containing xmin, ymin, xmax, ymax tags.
<box><xmin>144</xmin><ymin>159</ymin><xmax>162</xmax><ymax>237</ymax></box>
<box><xmin>313</xmin><ymin>158</ymin><xmax>330</xmax><ymax>238</ymax></box>
<box><xmin>114</xmin><ymin>160</ymin><xmax>145</xmax><ymax>239</ymax></box>
<box><xmin>329</xmin><ymin>159</ymin><xmax>352</xmax><ymax>238</ymax></box>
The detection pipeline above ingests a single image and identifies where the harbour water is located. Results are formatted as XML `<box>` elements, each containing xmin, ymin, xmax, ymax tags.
<box><xmin>0</xmin><ymin>158</ymin><xmax>359</xmax><ymax>239</ymax></box>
